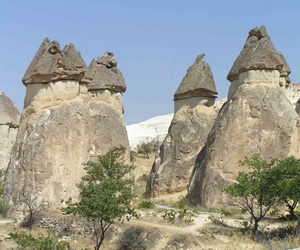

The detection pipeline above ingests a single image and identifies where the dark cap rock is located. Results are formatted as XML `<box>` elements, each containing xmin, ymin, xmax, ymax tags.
<box><xmin>174</xmin><ymin>54</ymin><xmax>217</xmax><ymax>101</ymax></box>
<box><xmin>85</xmin><ymin>52</ymin><xmax>126</xmax><ymax>93</ymax></box>
<box><xmin>22</xmin><ymin>38</ymin><xmax>87</xmax><ymax>85</ymax></box>
<box><xmin>227</xmin><ymin>25</ymin><xmax>291</xmax><ymax>82</ymax></box>
<box><xmin>0</xmin><ymin>92</ymin><xmax>20</xmax><ymax>127</ymax></box>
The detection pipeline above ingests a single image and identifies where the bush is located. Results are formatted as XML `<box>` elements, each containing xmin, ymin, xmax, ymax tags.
<box><xmin>7</xmin><ymin>230</ymin><xmax>71</xmax><ymax>250</ymax></box>
<box><xmin>161</xmin><ymin>209</ymin><xmax>196</xmax><ymax>223</ymax></box>
<box><xmin>138</xmin><ymin>200</ymin><xmax>155</xmax><ymax>209</ymax></box>
<box><xmin>0</xmin><ymin>200</ymin><xmax>10</xmax><ymax>218</ymax></box>
<box><xmin>116</xmin><ymin>226</ymin><xmax>147</xmax><ymax>250</ymax></box>
<box><xmin>221</xmin><ymin>209</ymin><xmax>233</xmax><ymax>216</ymax></box>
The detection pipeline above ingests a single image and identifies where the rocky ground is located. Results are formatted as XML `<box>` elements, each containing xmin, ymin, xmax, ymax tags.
<box><xmin>0</xmin><ymin>153</ymin><xmax>300</xmax><ymax>250</ymax></box>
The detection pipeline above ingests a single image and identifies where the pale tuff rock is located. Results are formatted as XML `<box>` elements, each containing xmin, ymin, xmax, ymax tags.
<box><xmin>3</xmin><ymin>40</ymin><xmax>130</xmax><ymax>217</ymax></box>
<box><xmin>0</xmin><ymin>92</ymin><xmax>19</xmax><ymax>170</ymax></box>
<box><xmin>146</xmin><ymin>55</ymin><xmax>217</xmax><ymax>197</ymax></box>
<box><xmin>227</xmin><ymin>25</ymin><xmax>291</xmax><ymax>100</ymax></box>
<box><xmin>188</xmin><ymin>26</ymin><xmax>300</xmax><ymax>209</ymax></box>
<box><xmin>146</xmin><ymin>105</ymin><xmax>217</xmax><ymax>197</ymax></box>
<box><xmin>0</xmin><ymin>92</ymin><xmax>19</xmax><ymax>127</ymax></box>
<box><xmin>22</xmin><ymin>38</ymin><xmax>87</xmax><ymax>86</ymax></box>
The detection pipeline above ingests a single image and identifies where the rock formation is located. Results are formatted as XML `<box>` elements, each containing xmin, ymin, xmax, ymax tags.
<box><xmin>0</xmin><ymin>92</ymin><xmax>19</xmax><ymax>171</ymax></box>
<box><xmin>188</xmin><ymin>26</ymin><xmax>300</xmax><ymax>209</ymax></box>
<box><xmin>145</xmin><ymin>54</ymin><xmax>217</xmax><ymax>197</ymax></box>
<box><xmin>3</xmin><ymin>39</ymin><xmax>129</xmax><ymax>217</ymax></box>
<box><xmin>85</xmin><ymin>52</ymin><xmax>130</xmax><ymax>162</ymax></box>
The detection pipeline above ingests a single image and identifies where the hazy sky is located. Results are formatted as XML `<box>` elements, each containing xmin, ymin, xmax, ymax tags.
<box><xmin>1</xmin><ymin>0</ymin><xmax>299</xmax><ymax>125</ymax></box>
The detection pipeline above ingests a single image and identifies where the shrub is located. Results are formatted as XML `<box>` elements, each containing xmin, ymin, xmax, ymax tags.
<box><xmin>116</xmin><ymin>226</ymin><xmax>147</xmax><ymax>250</ymax></box>
<box><xmin>0</xmin><ymin>200</ymin><xmax>10</xmax><ymax>218</ymax></box>
<box><xmin>221</xmin><ymin>209</ymin><xmax>233</xmax><ymax>216</ymax></box>
<box><xmin>208</xmin><ymin>215</ymin><xmax>224</xmax><ymax>225</ymax></box>
<box><xmin>138</xmin><ymin>200</ymin><xmax>155</xmax><ymax>209</ymax></box>
<box><xmin>161</xmin><ymin>209</ymin><xmax>196</xmax><ymax>223</ymax></box>
<box><xmin>7</xmin><ymin>230</ymin><xmax>71</xmax><ymax>250</ymax></box>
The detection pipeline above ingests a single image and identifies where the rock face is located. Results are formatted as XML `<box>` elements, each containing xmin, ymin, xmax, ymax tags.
<box><xmin>3</xmin><ymin>39</ymin><xmax>130</xmax><ymax>217</ymax></box>
<box><xmin>0</xmin><ymin>92</ymin><xmax>19</xmax><ymax>171</ymax></box>
<box><xmin>188</xmin><ymin>26</ymin><xmax>300</xmax><ymax>208</ymax></box>
<box><xmin>146</xmin><ymin>55</ymin><xmax>217</xmax><ymax>197</ymax></box>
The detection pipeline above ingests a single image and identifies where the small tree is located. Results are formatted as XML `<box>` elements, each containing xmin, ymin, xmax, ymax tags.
<box><xmin>150</xmin><ymin>136</ymin><xmax>161</xmax><ymax>153</ymax></box>
<box><xmin>222</xmin><ymin>154</ymin><xmax>278</xmax><ymax>234</ymax></box>
<box><xmin>62</xmin><ymin>149</ymin><xmax>138</xmax><ymax>250</ymax></box>
<box><xmin>19</xmin><ymin>188</ymin><xmax>50</xmax><ymax>229</ymax></box>
<box><xmin>270</xmin><ymin>157</ymin><xmax>300</xmax><ymax>220</ymax></box>
<box><xmin>137</xmin><ymin>140</ymin><xmax>152</xmax><ymax>159</ymax></box>
<box><xmin>0</xmin><ymin>169</ymin><xmax>4</xmax><ymax>197</ymax></box>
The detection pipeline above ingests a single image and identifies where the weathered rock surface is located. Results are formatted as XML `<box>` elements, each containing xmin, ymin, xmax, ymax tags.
<box><xmin>174</xmin><ymin>54</ymin><xmax>217</xmax><ymax>112</ymax></box>
<box><xmin>146</xmin><ymin>54</ymin><xmax>217</xmax><ymax>197</ymax></box>
<box><xmin>227</xmin><ymin>25</ymin><xmax>290</xmax><ymax>100</ymax></box>
<box><xmin>3</xmin><ymin>39</ymin><xmax>130</xmax><ymax>217</ymax></box>
<box><xmin>174</xmin><ymin>54</ymin><xmax>217</xmax><ymax>100</ymax></box>
<box><xmin>188</xmin><ymin>26</ymin><xmax>299</xmax><ymax>209</ymax></box>
<box><xmin>227</xmin><ymin>25</ymin><xmax>290</xmax><ymax>83</ymax></box>
<box><xmin>146</xmin><ymin>105</ymin><xmax>217</xmax><ymax>197</ymax></box>
<box><xmin>22</xmin><ymin>38</ymin><xmax>87</xmax><ymax>86</ymax></box>
<box><xmin>0</xmin><ymin>92</ymin><xmax>19</xmax><ymax>170</ymax></box>
<box><xmin>88</xmin><ymin>100</ymin><xmax>130</xmax><ymax>163</ymax></box>
<box><xmin>85</xmin><ymin>51</ymin><xmax>126</xmax><ymax>93</ymax></box>
<box><xmin>188</xmin><ymin>85</ymin><xmax>300</xmax><ymax>208</ymax></box>
<box><xmin>4</xmin><ymin>96</ymin><xmax>93</xmax><ymax>216</ymax></box>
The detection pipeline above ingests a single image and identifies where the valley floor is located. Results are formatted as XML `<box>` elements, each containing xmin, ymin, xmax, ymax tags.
<box><xmin>1</xmin><ymin>153</ymin><xmax>300</xmax><ymax>250</ymax></box>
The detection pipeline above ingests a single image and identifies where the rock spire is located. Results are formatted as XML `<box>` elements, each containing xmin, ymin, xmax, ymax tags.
<box><xmin>146</xmin><ymin>54</ymin><xmax>217</xmax><ymax>197</ymax></box>
<box><xmin>188</xmin><ymin>25</ymin><xmax>300</xmax><ymax>209</ymax></box>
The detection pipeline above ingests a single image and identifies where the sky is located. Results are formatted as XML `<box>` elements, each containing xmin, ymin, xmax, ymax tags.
<box><xmin>1</xmin><ymin>0</ymin><xmax>299</xmax><ymax>125</ymax></box>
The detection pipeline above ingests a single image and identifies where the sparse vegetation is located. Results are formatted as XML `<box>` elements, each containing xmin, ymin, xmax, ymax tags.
<box><xmin>138</xmin><ymin>200</ymin><xmax>155</xmax><ymax>209</ymax></box>
<box><xmin>19</xmin><ymin>188</ymin><xmax>50</xmax><ymax>229</ymax></box>
<box><xmin>7</xmin><ymin>230</ymin><xmax>71</xmax><ymax>250</ymax></box>
<box><xmin>161</xmin><ymin>209</ymin><xmax>196</xmax><ymax>224</ymax></box>
<box><xmin>116</xmin><ymin>226</ymin><xmax>147</xmax><ymax>250</ymax></box>
<box><xmin>0</xmin><ymin>170</ymin><xmax>9</xmax><ymax>218</ymax></box>
<box><xmin>137</xmin><ymin>140</ymin><xmax>153</xmax><ymax>159</ymax></box>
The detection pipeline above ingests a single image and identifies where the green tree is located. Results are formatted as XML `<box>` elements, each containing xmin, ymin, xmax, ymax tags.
<box><xmin>270</xmin><ymin>157</ymin><xmax>300</xmax><ymax>220</ymax></box>
<box><xmin>222</xmin><ymin>154</ymin><xmax>278</xmax><ymax>234</ymax></box>
<box><xmin>62</xmin><ymin>149</ymin><xmax>138</xmax><ymax>250</ymax></box>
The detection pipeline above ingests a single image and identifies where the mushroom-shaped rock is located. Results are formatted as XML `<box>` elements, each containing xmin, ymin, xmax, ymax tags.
<box><xmin>174</xmin><ymin>54</ymin><xmax>217</xmax><ymax>101</ymax></box>
<box><xmin>85</xmin><ymin>52</ymin><xmax>126</xmax><ymax>93</ymax></box>
<box><xmin>227</xmin><ymin>25</ymin><xmax>291</xmax><ymax>82</ymax></box>
<box><xmin>22</xmin><ymin>38</ymin><xmax>87</xmax><ymax>85</ymax></box>
<box><xmin>0</xmin><ymin>92</ymin><xmax>19</xmax><ymax>127</ymax></box>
